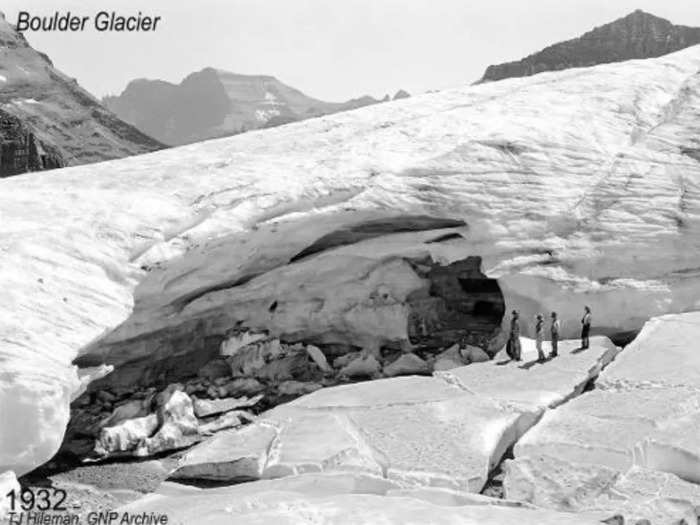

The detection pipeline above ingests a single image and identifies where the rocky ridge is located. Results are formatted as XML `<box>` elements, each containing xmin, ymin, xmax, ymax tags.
<box><xmin>103</xmin><ymin>68</ymin><xmax>410</xmax><ymax>145</ymax></box>
<box><xmin>480</xmin><ymin>10</ymin><xmax>700</xmax><ymax>82</ymax></box>
<box><xmin>0</xmin><ymin>12</ymin><xmax>162</xmax><ymax>177</ymax></box>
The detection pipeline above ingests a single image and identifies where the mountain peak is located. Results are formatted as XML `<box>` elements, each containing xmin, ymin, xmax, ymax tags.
<box><xmin>105</xmin><ymin>70</ymin><xmax>401</xmax><ymax>145</ymax></box>
<box><xmin>626</xmin><ymin>8</ymin><xmax>664</xmax><ymax>19</ymax></box>
<box><xmin>480</xmin><ymin>10</ymin><xmax>700</xmax><ymax>82</ymax></box>
<box><xmin>0</xmin><ymin>10</ymin><xmax>28</xmax><ymax>47</ymax></box>
<box><xmin>604</xmin><ymin>8</ymin><xmax>672</xmax><ymax>28</ymax></box>
<box><xmin>393</xmin><ymin>89</ymin><xmax>410</xmax><ymax>100</ymax></box>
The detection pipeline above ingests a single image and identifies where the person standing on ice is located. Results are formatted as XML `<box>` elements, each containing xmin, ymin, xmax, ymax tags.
<box><xmin>506</xmin><ymin>310</ymin><xmax>522</xmax><ymax>361</ymax></box>
<box><xmin>550</xmin><ymin>311</ymin><xmax>560</xmax><ymax>358</ymax></box>
<box><xmin>581</xmin><ymin>306</ymin><xmax>592</xmax><ymax>349</ymax></box>
<box><xmin>535</xmin><ymin>314</ymin><xmax>545</xmax><ymax>362</ymax></box>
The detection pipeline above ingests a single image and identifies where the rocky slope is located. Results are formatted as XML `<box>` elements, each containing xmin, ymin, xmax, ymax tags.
<box><xmin>0</xmin><ymin>108</ymin><xmax>62</xmax><ymax>176</ymax></box>
<box><xmin>103</xmin><ymin>68</ymin><xmax>409</xmax><ymax>145</ymax></box>
<box><xmin>480</xmin><ymin>10</ymin><xmax>700</xmax><ymax>82</ymax></box>
<box><xmin>0</xmin><ymin>13</ymin><xmax>162</xmax><ymax>177</ymax></box>
<box><xmin>1</xmin><ymin>44</ymin><xmax>700</xmax><ymax>521</ymax></box>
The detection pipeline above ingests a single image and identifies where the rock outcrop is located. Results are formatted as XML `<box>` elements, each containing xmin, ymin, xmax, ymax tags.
<box><xmin>0</xmin><ymin>109</ymin><xmax>63</xmax><ymax>176</ymax></box>
<box><xmin>480</xmin><ymin>10</ymin><xmax>700</xmax><ymax>82</ymax></box>
<box><xmin>0</xmin><ymin>13</ymin><xmax>162</xmax><ymax>177</ymax></box>
<box><xmin>393</xmin><ymin>89</ymin><xmax>411</xmax><ymax>100</ymax></box>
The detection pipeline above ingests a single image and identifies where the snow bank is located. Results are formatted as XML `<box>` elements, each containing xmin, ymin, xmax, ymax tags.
<box><xmin>0</xmin><ymin>359</ymin><xmax>78</xmax><ymax>475</ymax></box>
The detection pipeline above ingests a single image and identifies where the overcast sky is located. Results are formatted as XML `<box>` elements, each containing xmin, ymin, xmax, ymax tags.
<box><xmin>3</xmin><ymin>0</ymin><xmax>700</xmax><ymax>101</ymax></box>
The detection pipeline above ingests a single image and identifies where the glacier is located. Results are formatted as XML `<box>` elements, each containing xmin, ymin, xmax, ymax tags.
<box><xmin>0</xmin><ymin>41</ymin><xmax>700</xmax><ymax>523</ymax></box>
<box><xmin>504</xmin><ymin>312</ymin><xmax>700</xmax><ymax>524</ymax></box>
<box><xmin>170</xmin><ymin>337</ymin><xmax>617</xmax><ymax>489</ymax></box>
<box><xmin>120</xmin><ymin>472</ymin><xmax>612</xmax><ymax>525</ymax></box>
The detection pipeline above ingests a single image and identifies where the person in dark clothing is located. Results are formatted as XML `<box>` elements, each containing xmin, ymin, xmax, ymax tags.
<box><xmin>581</xmin><ymin>306</ymin><xmax>592</xmax><ymax>349</ymax></box>
<box><xmin>550</xmin><ymin>311</ymin><xmax>560</xmax><ymax>358</ymax></box>
<box><xmin>506</xmin><ymin>310</ymin><xmax>522</xmax><ymax>361</ymax></box>
<box><xmin>535</xmin><ymin>314</ymin><xmax>545</xmax><ymax>362</ymax></box>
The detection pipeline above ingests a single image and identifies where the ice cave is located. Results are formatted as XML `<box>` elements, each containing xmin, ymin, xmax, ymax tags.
<box><xmin>2</xmin><ymin>38</ymin><xmax>700</xmax><ymax>524</ymax></box>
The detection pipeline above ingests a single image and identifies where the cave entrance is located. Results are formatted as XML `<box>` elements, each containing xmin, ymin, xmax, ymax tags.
<box><xmin>407</xmin><ymin>256</ymin><xmax>506</xmax><ymax>351</ymax></box>
<box><xmin>458</xmin><ymin>277</ymin><xmax>505</xmax><ymax>321</ymax></box>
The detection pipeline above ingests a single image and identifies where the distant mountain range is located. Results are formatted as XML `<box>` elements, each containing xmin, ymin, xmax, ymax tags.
<box><xmin>103</xmin><ymin>69</ymin><xmax>410</xmax><ymax>146</ymax></box>
<box><xmin>5</xmin><ymin>6</ymin><xmax>698</xmax><ymax>178</ymax></box>
<box><xmin>480</xmin><ymin>10</ymin><xmax>700</xmax><ymax>82</ymax></box>
<box><xmin>0</xmin><ymin>13</ymin><xmax>162</xmax><ymax>177</ymax></box>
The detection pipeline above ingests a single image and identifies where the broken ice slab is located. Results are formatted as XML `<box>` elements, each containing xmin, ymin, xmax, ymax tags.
<box><xmin>171</xmin><ymin>337</ymin><xmax>617</xmax><ymax>493</ymax></box>
<box><xmin>504</xmin><ymin>313</ymin><xmax>700</xmax><ymax>525</ymax></box>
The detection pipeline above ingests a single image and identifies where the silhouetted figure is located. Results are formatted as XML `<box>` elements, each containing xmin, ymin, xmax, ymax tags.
<box><xmin>506</xmin><ymin>310</ymin><xmax>522</xmax><ymax>361</ymax></box>
<box><xmin>535</xmin><ymin>314</ymin><xmax>545</xmax><ymax>362</ymax></box>
<box><xmin>550</xmin><ymin>312</ymin><xmax>560</xmax><ymax>358</ymax></box>
<box><xmin>581</xmin><ymin>306</ymin><xmax>592</xmax><ymax>349</ymax></box>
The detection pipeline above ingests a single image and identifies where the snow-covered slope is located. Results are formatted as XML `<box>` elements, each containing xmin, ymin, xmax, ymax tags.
<box><xmin>2</xmin><ymin>45</ymin><xmax>700</xmax><ymax>480</ymax></box>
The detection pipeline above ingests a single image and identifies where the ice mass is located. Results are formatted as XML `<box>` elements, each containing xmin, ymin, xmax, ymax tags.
<box><xmin>1</xmin><ymin>6</ymin><xmax>700</xmax><ymax>525</ymax></box>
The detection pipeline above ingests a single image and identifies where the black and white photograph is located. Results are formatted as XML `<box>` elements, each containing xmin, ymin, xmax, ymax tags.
<box><xmin>1</xmin><ymin>1</ymin><xmax>699</xmax><ymax>523</ymax></box>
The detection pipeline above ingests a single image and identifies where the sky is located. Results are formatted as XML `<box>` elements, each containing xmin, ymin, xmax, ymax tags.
<box><xmin>3</xmin><ymin>0</ymin><xmax>700</xmax><ymax>102</ymax></box>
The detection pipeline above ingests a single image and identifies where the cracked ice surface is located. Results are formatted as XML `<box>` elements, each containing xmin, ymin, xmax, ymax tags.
<box><xmin>3</xmin><ymin>45</ymin><xmax>700</xmax><ymax>475</ymax></box>
<box><xmin>504</xmin><ymin>312</ymin><xmax>700</xmax><ymax>524</ymax></box>
<box><xmin>122</xmin><ymin>472</ymin><xmax>608</xmax><ymax>525</ymax></box>
<box><xmin>171</xmin><ymin>337</ymin><xmax>617</xmax><ymax>496</ymax></box>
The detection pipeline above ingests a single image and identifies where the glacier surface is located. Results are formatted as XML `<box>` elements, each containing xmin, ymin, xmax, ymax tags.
<box><xmin>2</xmin><ymin>45</ymin><xmax>700</xmax><ymax>479</ymax></box>
<box><xmin>121</xmin><ymin>472</ymin><xmax>609</xmax><ymax>525</ymax></box>
<box><xmin>171</xmin><ymin>337</ymin><xmax>617</xmax><ymax>491</ymax></box>
<box><xmin>504</xmin><ymin>312</ymin><xmax>700</xmax><ymax>524</ymax></box>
